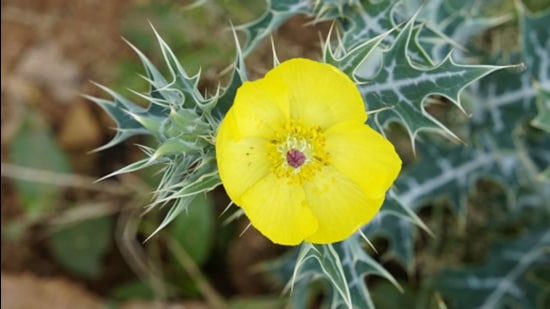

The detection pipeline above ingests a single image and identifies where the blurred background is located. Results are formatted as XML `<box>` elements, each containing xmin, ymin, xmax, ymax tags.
<box><xmin>2</xmin><ymin>0</ymin><xmax>549</xmax><ymax>309</ymax></box>
<box><xmin>1</xmin><ymin>1</ymin><xmax>331</xmax><ymax>308</ymax></box>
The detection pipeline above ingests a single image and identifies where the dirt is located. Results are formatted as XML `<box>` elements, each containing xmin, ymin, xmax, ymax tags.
<box><xmin>2</xmin><ymin>1</ymin><xmax>137</xmax><ymax>306</ymax></box>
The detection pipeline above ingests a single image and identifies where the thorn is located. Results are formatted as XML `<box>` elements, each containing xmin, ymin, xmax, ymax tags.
<box><xmin>222</xmin><ymin>208</ymin><xmax>244</xmax><ymax>225</ymax></box>
<box><xmin>358</xmin><ymin>229</ymin><xmax>378</xmax><ymax>254</ymax></box>
<box><xmin>219</xmin><ymin>200</ymin><xmax>234</xmax><ymax>217</ymax></box>
<box><xmin>182</xmin><ymin>0</ymin><xmax>208</xmax><ymax>11</ymax></box>
<box><xmin>367</xmin><ymin>105</ymin><xmax>395</xmax><ymax>115</ymax></box>
<box><xmin>239</xmin><ymin>222</ymin><xmax>252</xmax><ymax>238</ymax></box>
<box><xmin>270</xmin><ymin>35</ymin><xmax>280</xmax><ymax>67</ymax></box>
<box><xmin>322</xmin><ymin>21</ymin><xmax>337</xmax><ymax>60</ymax></box>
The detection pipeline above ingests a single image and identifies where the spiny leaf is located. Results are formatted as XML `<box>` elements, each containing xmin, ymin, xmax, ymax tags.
<box><xmin>323</xmin><ymin>26</ymin><xmax>393</xmax><ymax>77</ymax></box>
<box><xmin>518</xmin><ymin>3</ymin><xmax>550</xmax><ymax>135</ymax></box>
<box><xmin>397</xmin><ymin>140</ymin><xmax>530</xmax><ymax>215</ymax></box>
<box><xmin>362</xmin><ymin>213</ymin><xmax>415</xmax><ymax>269</ymax></box>
<box><xmin>89</xmin><ymin>27</ymin><xmax>227</xmax><ymax>241</ymax></box>
<box><xmin>399</xmin><ymin>0</ymin><xmax>512</xmax><ymax>61</ymax></box>
<box><xmin>381</xmin><ymin>190</ymin><xmax>431</xmax><ymax>234</ymax></box>
<box><xmin>433</xmin><ymin>229</ymin><xmax>550</xmax><ymax>309</ymax></box>
<box><xmin>361</xmin><ymin>190</ymin><xmax>431</xmax><ymax>269</ymax></box>
<box><xmin>84</xmin><ymin>90</ymin><xmax>148</xmax><ymax>152</ymax></box>
<box><xmin>469</xmin><ymin>69</ymin><xmax>535</xmax><ymax>149</ymax></box>
<box><xmin>356</xmin><ymin>15</ymin><xmax>513</xmax><ymax>149</ymax></box>
<box><xmin>311</xmin><ymin>0</ymin><xmax>362</xmax><ymax>21</ymax></box>
<box><xmin>96</xmin><ymin>156</ymin><xmax>155</xmax><ymax>183</ymax></box>
<box><xmin>288</xmin><ymin>238</ymin><xmax>401</xmax><ymax>309</ymax></box>
<box><xmin>331</xmin><ymin>236</ymin><xmax>401</xmax><ymax>309</ymax></box>
<box><xmin>292</xmin><ymin>243</ymin><xmax>352</xmax><ymax>308</ymax></box>
<box><xmin>237</xmin><ymin>0</ymin><xmax>310</xmax><ymax>56</ymax></box>
<box><xmin>531</xmin><ymin>83</ymin><xmax>550</xmax><ymax>133</ymax></box>
<box><xmin>336</xmin><ymin>0</ymin><xmax>396</xmax><ymax>49</ymax></box>
<box><xmin>150</xmin><ymin>25</ymin><xmax>205</xmax><ymax>108</ymax></box>
<box><xmin>213</xmin><ymin>27</ymin><xmax>248</xmax><ymax>116</ymax></box>
<box><xmin>518</xmin><ymin>2</ymin><xmax>550</xmax><ymax>85</ymax></box>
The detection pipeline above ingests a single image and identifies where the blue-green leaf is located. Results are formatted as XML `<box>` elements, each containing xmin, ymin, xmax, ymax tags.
<box><xmin>237</xmin><ymin>0</ymin><xmax>311</xmax><ymax>56</ymax></box>
<box><xmin>48</xmin><ymin>215</ymin><xmax>113</xmax><ymax>278</ymax></box>
<box><xmin>358</xmin><ymin>16</ymin><xmax>512</xmax><ymax>146</ymax></box>
<box><xmin>9</xmin><ymin>111</ymin><xmax>71</xmax><ymax>219</ymax></box>
<box><xmin>531</xmin><ymin>83</ymin><xmax>550</xmax><ymax>133</ymax></box>
<box><xmin>434</xmin><ymin>229</ymin><xmax>550</xmax><ymax>309</ymax></box>
<box><xmin>168</xmin><ymin>193</ymin><xmax>214</xmax><ymax>266</ymax></box>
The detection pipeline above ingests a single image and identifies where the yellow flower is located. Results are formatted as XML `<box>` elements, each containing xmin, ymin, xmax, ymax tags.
<box><xmin>215</xmin><ymin>58</ymin><xmax>401</xmax><ymax>245</ymax></box>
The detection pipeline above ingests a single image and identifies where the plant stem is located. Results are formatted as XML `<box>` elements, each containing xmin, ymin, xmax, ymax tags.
<box><xmin>165</xmin><ymin>236</ymin><xmax>230</xmax><ymax>309</ymax></box>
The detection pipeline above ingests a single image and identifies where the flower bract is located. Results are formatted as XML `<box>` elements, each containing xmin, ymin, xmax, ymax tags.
<box><xmin>215</xmin><ymin>58</ymin><xmax>401</xmax><ymax>245</ymax></box>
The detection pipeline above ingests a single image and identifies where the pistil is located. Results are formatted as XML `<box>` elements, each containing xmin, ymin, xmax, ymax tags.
<box><xmin>286</xmin><ymin>149</ymin><xmax>306</xmax><ymax>168</ymax></box>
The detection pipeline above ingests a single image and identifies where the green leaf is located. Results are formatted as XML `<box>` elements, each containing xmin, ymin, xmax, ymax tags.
<box><xmin>520</xmin><ymin>3</ymin><xmax>550</xmax><ymax>135</ymax></box>
<box><xmin>357</xmin><ymin>16</ymin><xmax>511</xmax><ymax>147</ymax></box>
<box><xmin>362</xmin><ymin>191</ymin><xmax>431</xmax><ymax>269</ymax></box>
<box><xmin>168</xmin><ymin>193</ymin><xmax>214</xmax><ymax>266</ymax></box>
<box><xmin>323</xmin><ymin>2</ymin><xmax>516</xmax><ymax>148</ymax></box>
<box><xmin>531</xmin><ymin>84</ymin><xmax>550</xmax><ymax>133</ymax></box>
<box><xmin>286</xmin><ymin>238</ymin><xmax>401</xmax><ymax>309</ymax></box>
<box><xmin>152</xmin><ymin>138</ymin><xmax>202</xmax><ymax>158</ymax></box>
<box><xmin>400</xmin><ymin>0</ymin><xmax>512</xmax><ymax>61</ymax></box>
<box><xmin>109</xmin><ymin>280</ymin><xmax>156</xmax><ymax>301</ymax></box>
<box><xmin>371</xmin><ymin>280</ymin><xmax>413</xmax><ymax>309</ymax></box>
<box><xmin>89</xmin><ymin>28</ymin><xmax>226</xmax><ymax>241</ymax></box>
<box><xmin>539</xmin><ymin>168</ymin><xmax>550</xmax><ymax>182</ymax></box>
<box><xmin>333</xmin><ymin>237</ymin><xmax>401</xmax><ymax>309</ymax></box>
<box><xmin>150</xmin><ymin>25</ymin><xmax>206</xmax><ymax>109</ymax></box>
<box><xmin>362</xmin><ymin>214</ymin><xmax>415</xmax><ymax>270</ymax></box>
<box><xmin>48</xmin><ymin>215</ymin><xmax>113</xmax><ymax>278</ymax></box>
<box><xmin>518</xmin><ymin>2</ymin><xmax>550</xmax><ymax>84</ymax></box>
<box><xmin>237</xmin><ymin>0</ymin><xmax>311</xmax><ymax>56</ymax></box>
<box><xmin>85</xmin><ymin>83</ymin><xmax>150</xmax><ymax>152</ymax></box>
<box><xmin>433</xmin><ymin>229</ymin><xmax>550</xmax><ymax>309</ymax></box>
<box><xmin>9</xmin><ymin>111</ymin><xmax>71</xmax><ymax>219</ymax></box>
<box><xmin>229</xmin><ymin>297</ymin><xmax>288</xmax><ymax>309</ymax></box>
<box><xmin>395</xmin><ymin>133</ymin><xmax>548</xmax><ymax>216</ymax></box>
<box><xmin>213</xmin><ymin>27</ymin><xmax>248</xmax><ymax>115</ymax></box>
<box><xmin>292</xmin><ymin>243</ymin><xmax>353</xmax><ymax>308</ymax></box>
<box><xmin>336</xmin><ymin>0</ymin><xmax>396</xmax><ymax>50</ymax></box>
<box><xmin>324</xmin><ymin>27</ymin><xmax>392</xmax><ymax>78</ymax></box>
<box><xmin>469</xmin><ymin>70</ymin><xmax>536</xmax><ymax>149</ymax></box>
<box><xmin>376</xmin><ymin>132</ymin><xmax>547</xmax><ymax>269</ymax></box>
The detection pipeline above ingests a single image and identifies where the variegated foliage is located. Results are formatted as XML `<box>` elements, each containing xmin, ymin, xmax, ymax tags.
<box><xmin>90</xmin><ymin>0</ymin><xmax>549</xmax><ymax>308</ymax></box>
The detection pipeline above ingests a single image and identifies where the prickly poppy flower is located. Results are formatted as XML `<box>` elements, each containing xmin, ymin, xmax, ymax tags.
<box><xmin>215</xmin><ymin>58</ymin><xmax>401</xmax><ymax>245</ymax></box>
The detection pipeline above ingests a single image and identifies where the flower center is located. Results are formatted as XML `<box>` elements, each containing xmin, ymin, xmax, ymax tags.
<box><xmin>286</xmin><ymin>149</ymin><xmax>306</xmax><ymax>168</ymax></box>
<box><xmin>268</xmin><ymin>119</ymin><xmax>328</xmax><ymax>184</ymax></box>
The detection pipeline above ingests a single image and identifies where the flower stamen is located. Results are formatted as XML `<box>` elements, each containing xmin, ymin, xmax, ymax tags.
<box><xmin>268</xmin><ymin>119</ymin><xmax>328</xmax><ymax>184</ymax></box>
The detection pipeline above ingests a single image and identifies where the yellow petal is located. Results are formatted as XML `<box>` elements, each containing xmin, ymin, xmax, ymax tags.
<box><xmin>216</xmin><ymin>116</ymin><xmax>271</xmax><ymax>204</ymax></box>
<box><xmin>267</xmin><ymin>58</ymin><xmax>366</xmax><ymax>129</ymax></box>
<box><xmin>240</xmin><ymin>174</ymin><xmax>318</xmax><ymax>245</ymax></box>
<box><xmin>325</xmin><ymin>122</ymin><xmax>401</xmax><ymax>199</ymax></box>
<box><xmin>303</xmin><ymin>165</ymin><xmax>383</xmax><ymax>244</ymax></box>
<box><xmin>229</xmin><ymin>76</ymin><xmax>289</xmax><ymax>139</ymax></box>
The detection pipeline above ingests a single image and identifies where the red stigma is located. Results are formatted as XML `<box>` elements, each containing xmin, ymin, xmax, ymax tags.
<box><xmin>286</xmin><ymin>149</ymin><xmax>306</xmax><ymax>168</ymax></box>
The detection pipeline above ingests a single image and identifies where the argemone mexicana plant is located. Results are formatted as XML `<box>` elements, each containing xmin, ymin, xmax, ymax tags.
<box><xmin>90</xmin><ymin>0</ymin><xmax>550</xmax><ymax>308</ymax></box>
